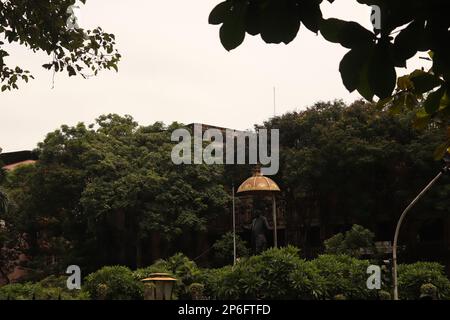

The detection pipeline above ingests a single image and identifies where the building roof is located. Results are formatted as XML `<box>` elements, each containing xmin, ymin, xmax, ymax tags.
<box><xmin>2</xmin><ymin>160</ymin><xmax>37</xmax><ymax>171</ymax></box>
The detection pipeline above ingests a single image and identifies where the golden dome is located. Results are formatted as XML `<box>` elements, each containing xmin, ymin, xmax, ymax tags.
<box><xmin>237</xmin><ymin>167</ymin><xmax>281</xmax><ymax>194</ymax></box>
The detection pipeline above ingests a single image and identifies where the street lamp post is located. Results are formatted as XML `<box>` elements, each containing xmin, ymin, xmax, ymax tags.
<box><xmin>142</xmin><ymin>273</ymin><xmax>177</xmax><ymax>300</ymax></box>
<box><xmin>392</xmin><ymin>153</ymin><xmax>450</xmax><ymax>300</ymax></box>
<box><xmin>232</xmin><ymin>183</ymin><xmax>237</xmax><ymax>266</ymax></box>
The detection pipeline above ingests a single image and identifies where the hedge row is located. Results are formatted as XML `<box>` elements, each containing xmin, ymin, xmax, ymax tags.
<box><xmin>1</xmin><ymin>248</ymin><xmax>450</xmax><ymax>300</ymax></box>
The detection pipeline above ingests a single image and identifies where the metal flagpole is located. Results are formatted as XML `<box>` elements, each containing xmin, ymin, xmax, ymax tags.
<box><xmin>232</xmin><ymin>183</ymin><xmax>237</xmax><ymax>265</ymax></box>
<box><xmin>272</xmin><ymin>194</ymin><xmax>278</xmax><ymax>248</ymax></box>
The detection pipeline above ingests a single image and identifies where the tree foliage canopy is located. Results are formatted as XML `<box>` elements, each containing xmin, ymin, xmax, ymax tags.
<box><xmin>0</xmin><ymin>0</ymin><xmax>120</xmax><ymax>91</ymax></box>
<box><xmin>1</xmin><ymin>101</ymin><xmax>450</xmax><ymax>277</ymax></box>
<box><xmin>262</xmin><ymin>100</ymin><xmax>450</xmax><ymax>251</ymax></box>
<box><xmin>209</xmin><ymin>0</ymin><xmax>450</xmax><ymax>151</ymax></box>
<box><xmin>1</xmin><ymin>115</ymin><xmax>229</xmax><ymax>276</ymax></box>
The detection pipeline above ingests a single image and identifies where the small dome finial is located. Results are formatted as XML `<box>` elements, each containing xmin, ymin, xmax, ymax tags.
<box><xmin>252</xmin><ymin>164</ymin><xmax>262</xmax><ymax>176</ymax></box>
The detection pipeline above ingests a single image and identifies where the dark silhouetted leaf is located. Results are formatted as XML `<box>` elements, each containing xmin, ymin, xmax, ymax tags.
<box><xmin>209</xmin><ymin>1</ymin><xmax>231</xmax><ymax>25</ymax></box>
<box><xmin>357</xmin><ymin>62</ymin><xmax>374</xmax><ymax>101</ymax></box>
<box><xmin>424</xmin><ymin>86</ymin><xmax>445</xmax><ymax>114</ymax></box>
<box><xmin>320</xmin><ymin>18</ymin><xmax>374</xmax><ymax>49</ymax></box>
<box><xmin>410</xmin><ymin>70</ymin><xmax>442</xmax><ymax>94</ymax></box>
<box><xmin>260</xmin><ymin>0</ymin><xmax>301</xmax><ymax>44</ymax></box>
<box><xmin>298</xmin><ymin>0</ymin><xmax>322</xmax><ymax>33</ymax></box>
<box><xmin>67</xmin><ymin>66</ymin><xmax>76</xmax><ymax>77</ymax></box>
<box><xmin>219</xmin><ymin>1</ymin><xmax>248</xmax><ymax>51</ymax></box>
<box><xmin>339</xmin><ymin>45</ymin><xmax>371</xmax><ymax>92</ymax></box>
<box><xmin>245</xmin><ymin>2</ymin><xmax>261</xmax><ymax>36</ymax></box>
<box><xmin>393</xmin><ymin>20</ymin><xmax>424</xmax><ymax>66</ymax></box>
<box><xmin>368</xmin><ymin>44</ymin><xmax>396</xmax><ymax>99</ymax></box>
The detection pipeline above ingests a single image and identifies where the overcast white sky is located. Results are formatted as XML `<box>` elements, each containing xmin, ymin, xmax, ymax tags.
<box><xmin>0</xmin><ymin>1</ymin><xmax>430</xmax><ymax>152</ymax></box>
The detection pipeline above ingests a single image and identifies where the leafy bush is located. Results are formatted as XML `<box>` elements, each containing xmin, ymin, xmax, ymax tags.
<box><xmin>0</xmin><ymin>276</ymin><xmax>89</xmax><ymax>300</ymax></box>
<box><xmin>324</xmin><ymin>225</ymin><xmax>375</xmax><ymax>258</ymax></box>
<box><xmin>420</xmin><ymin>283</ymin><xmax>438</xmax><ymax>300</ymax></box>
<box><xmin>0</xmin><ymin>283</ymin><xmax>36</xmax><ymax>300</ymax></box>
<box><xmin>202</xmin><ymin>246</ymin><xmax>306</xmax><ymax>300</ymax></box>
<box><xmin>84</xmin><ymin>266</ymin><xmax>143</xmax><ymax>300</ymax></box>
<box><xmin>197</xmin><ymin>266</ymin><xmax>233</xmax><ymax>300</ymax></box>
<box><xmin>37</xmin><ymin>275</ymin><xmax>89</xmax><ymax>300</ymax></box>
<box><xmin>398</xmin><ymin>262</ymin><xmax>450</xmax><ymax>300</ymax></box>
<box><xmin>4</xmin><ymin>249</ymin><xmax>450</xmax><ymax>301</ymax></box>
<box><xmin>378</xmin><ymin>290</ymin><xmax>391</xmax><ymax>300</ymax></box>
<box><xmin>249</xmin><ymin>246</ymin><xmax>303</xmax><ymax>299</ymax></box>
<box><xmin>212</xmin><ymin>232</ymin><xmax>250</xmax><ymax>266</ymax></box>
<box><xmin>309</xmin><ymin>254</ymin><xmax>377</xmax><ymax>300</ymax></box>
<box><xmin>290</xmin><ymin>260</ymin><xmax>325</xmax><ymax>300</ymax></box>
<box><xmin>133</xmin><ymin>253</ymin><xmax>201</xmax><ymax>299</ymax></box>
<box><xmin>197</xmin><ymin>247</ymin><xmax>381</xmax><ymax>300</ymax></box>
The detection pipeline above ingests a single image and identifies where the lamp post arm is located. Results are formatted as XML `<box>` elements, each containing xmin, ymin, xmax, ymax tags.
<box><xmin>392</xmin><ymin>171</ymin><xmax>444</xmax><ymax>300</ymax></box>
<box><xmin>232</xmin><ymin>184</ymin><xmax>236</xmax><ymax>266</ymax></box>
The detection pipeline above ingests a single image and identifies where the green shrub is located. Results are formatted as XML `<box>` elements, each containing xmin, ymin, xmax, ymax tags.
<box><xmin>249</xmin><ymin>246</ymin><xmax>303</xmax><ymax>299</ymax></box>
<box><xmin>212</xmin><ymin>232</ymin><xmax>250</xmax><ymax>266</ymax></box>
<box><xmin>308</xmin><ymin>254</ymin><xmax>377</xmax><ymax>300</ymax></box>
<box><xmin>324</xmin><ymin>225</ymin><xmax>375</xmax><ymax>258</ymax></box>
<box><xmin>198</xmin><ymin>247</ymin><xmax>382</xmax><ymax>300</ymax></box>
<box><xmin>133</xmin><ymin>253</ymin><xmax>201</xmax><ymax>299</ymax></box>
<box><xmin>290</xmin><ymin>260</ymin><xmax>325</xmax><ymax>300</ymax></box>
<box><xmin>398</xmin><ymin>262</ymin><xmax>450</xmax><ymax>300</ymax></box>
<box><xmin>84</xmin><ymin>266</ymin><xmax>143</xmax><ymax>300</ymax></box>
<box><xmin>37</xmin><ymin>275</ymin><xmax>90</xmax><ymax>300</ymax></box>
<box><xmin>0</xmin><ymin>276</ymin><xmax>89</xmax><ymax>300</ymax></box>
<box><xmin>378</xmin><ymin>290</ymin><xmax>391</xmax><ymax>300</ymax></box>
<box><xmin>420</xmin><ymin>283</ymin><xmax>438</xmax><ymax>300</ymax></box>
<box><xmin>197</xmin><ymin>266</ymin><xmax>233</xmax><ymax>300</ymax></box>
<box><xmin>203</xmin><ymin>246</ymin><xmax>305</xmax><ymax>300</ymax></box>
<box><xmin>0</xmin><ymin>283</ymin><xmax>36</xmax><ymax>300</ymax></box>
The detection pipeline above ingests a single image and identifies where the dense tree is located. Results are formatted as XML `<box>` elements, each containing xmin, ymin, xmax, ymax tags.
<box><xmin>0</xmin><ymin>0</ymin><xmax>120</xmax><ymax>91</ymax></box>
<box><xmin>209</xmin><ymin>0</ymin><xmax>450</xmax><ymax>152</ymax></box>
<box><xmin>0</xmin><ymin>185</ymin><xmax>23</xmax><ymax>284</ymax></box>
<box><xmin>262</xmin><ymin>100</ymin><xmax>450</xmax><ymax>256</ymax></box>
<box><xmin>2</xmin><ymin>115</ymin><xmax>229</xmax><ymax>276</ymax></box>
<box><xmin>2</xmin><ymin>101</ymin><xmax>450</xmax><ymax>277</ymax></box>
<box><xmin>0</xmin><ymin>189</ymin><xmax>6</xmax><ymax>215</ymax></box>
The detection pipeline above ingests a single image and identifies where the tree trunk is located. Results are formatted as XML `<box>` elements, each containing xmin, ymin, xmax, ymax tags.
<box><xmin>150</xmin><ymin>232</ymin><xmax>161</xmax><ymax>263</ymax></box>
<box><xmin>136</xmin><ymin>236</ymin><xmax>143</xmax><ymax>268</ymax></box>
<box><xmin>0</xmin><ymin>267</ymin><xmax>10</xmax><ymax>285</ymax></box>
